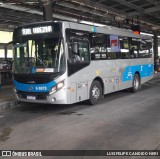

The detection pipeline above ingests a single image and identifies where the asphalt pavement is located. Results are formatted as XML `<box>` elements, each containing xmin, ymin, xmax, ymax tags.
<box><xmin>0</xmin><ymin>76</ymin><xmax>160</xmax><ymax>159</ymax></box>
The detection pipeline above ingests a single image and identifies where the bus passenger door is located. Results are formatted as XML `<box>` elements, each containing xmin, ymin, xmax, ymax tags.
<box><xmin>67</xmin><ymin>38</ymin><xmax>90</xmax><ymax>104</ymax></box>
<box><xmin>108</xmin><ymin>67</ymin><xmax>119</xmax><ymax>93</ymax></box>
<box><xmin>107</xmin><ymin>35</ymin><xmax>120</xmax><ymax>93</ymax></box>
<box><xmin>118</xmin><ymin>36</ymin><xmax>131</xmax><ymax>90</ymax></box>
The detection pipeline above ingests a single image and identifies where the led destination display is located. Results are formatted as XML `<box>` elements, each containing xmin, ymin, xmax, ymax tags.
<box><xmin>22</xmin><ymin>26</ymin><xmax>52</xmax><ymax>35</ymax></box>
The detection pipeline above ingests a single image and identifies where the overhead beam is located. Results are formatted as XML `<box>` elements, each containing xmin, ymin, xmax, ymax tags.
<box><xmin>128</xmin><ymin>11</ymin><xmax>142</xmax><ymax>17</ymax></box>
<box><xmin>0</xmin><ymin>0</ymin><xmax>160</xmax><ymax>32</ymax></box>
<box><xmin>56</xmin><ymin>2</ymin><xmax>114</xmax><ymax>21</ymax></box>
<box><xmin>111</xmin><ymin>0</ymin><xmax>145</xmax><ymax>13</ymax></box>
<box><xmin>0</xmin><ymin>3</ymin><xmax>78</xmax><ymax>22</ymax></box>
<box><xmin>63</xmin><ymin>0</ymin><xmax>127</xmax><ymax>17</ymax></box>
<box><xmin>145</xmin><ymin>7</ymin><xmax>160</xmax><ymax>14</ymax></box>
<box><xmin>145</xmin><ymin>0</ymin><xmax>160</xmax><ymax>7</ymax></box>
<box><xmin>53</xmin><ymin>8</ymin><xmax>112</xmax><ymax>25</ymax></box>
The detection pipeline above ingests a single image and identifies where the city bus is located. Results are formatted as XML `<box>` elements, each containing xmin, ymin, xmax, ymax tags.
<box><xmin>12</xmin><ymin>21</ymin><xmax>153</xmax><ymax>105</ymax></box>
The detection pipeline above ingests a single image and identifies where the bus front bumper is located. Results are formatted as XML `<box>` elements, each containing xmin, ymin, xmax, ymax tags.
<box><xmin>13</xmin><ymin>88</ymin><xmax>68</xmax><ymax>105</ymax></box>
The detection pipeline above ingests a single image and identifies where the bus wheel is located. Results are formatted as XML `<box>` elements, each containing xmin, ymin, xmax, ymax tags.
<box><xmin>88</xmin><ymin>80</ymin><xmax>102</xmax><ymax>105</ymax></box>
<box><xmin>130</xmin><ymin>74</ymin><xmax>141</xmax><ymax>93</ymax></box>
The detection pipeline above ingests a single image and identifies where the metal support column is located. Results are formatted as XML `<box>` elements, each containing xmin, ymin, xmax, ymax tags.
<box><xmin>40</xmin><ymin>0</ymin><xmax>53</xmax><ymax>21</ymax></box>
<box><xmin>0</xmin><ymin>71</ymin><xmax>1</xmax><ymax>91</ymax></box>
<box><xmin>153</xmin><ymin>31</ymin><xmax>158</xmax><ymax>59</ymax></box>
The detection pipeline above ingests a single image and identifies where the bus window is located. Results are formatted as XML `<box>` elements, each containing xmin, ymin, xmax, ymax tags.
<box><xmin>147</xmin><ymin>39</ymin><xmax>153</xmax><ymax>58</ymax></box>
<box><xmin>13</xmin><ymin>38</ymin><xmax>65</xmax><ymax>74</ymax></box>
<box><xmin>129</xmin><ymin>38</ymin><xmax>140</xmax><ymax>58</ymax></box>
<box><xmin>68</xmin><ymin>40</ymin><xmax>90</xmax><ymax>63</ymax></box>
<box><xmin>119</xmin><ymin>36</ymin><xmax>129</xmax><ymax>59</ymax></box>
<box><xmin>90</xmin><ymin>33</ymin><xmax>121</xmax><ymax>60</ymax></box>
<box><xmin>139</xmin><ymin>39</ymin><xmax>152</xmax><ymax>58</ymax></box>
<box><xmin>108</xmin><ymin>35</ymin><xmax>120</xmax><ymax>59</ymax></box>
<box><xmin>79</xmin><ymin>42</ymin><xmax>90</xmax><ymax>62</ymax></box>
<box><xmin>90</xmin><ymin>33</ymin><xmax>107</xmax><ymax>60</ymax></box>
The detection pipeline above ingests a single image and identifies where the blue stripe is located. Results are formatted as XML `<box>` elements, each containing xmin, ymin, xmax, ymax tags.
<box><xmin>14</xmin><ymin>80</ymin><xmax>56</xmax><ymax>92</ymax></box>
<box><xmin>122</xmin><ymin>64</ymin><xmax>153</xmax><ymax>82</ymax></box>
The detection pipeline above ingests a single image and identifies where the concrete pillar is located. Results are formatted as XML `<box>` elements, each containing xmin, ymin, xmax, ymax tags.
<box><xmin>153</xmin><ymin>31</ymin><xmax>158</xmax><ymax>58</ymax></box>
<box><xmin>40</xmin><ymin>0</ymin><xmax>53</xmax><ymax>21</ymax></box>
<box><xmin>0</xmin><ymin>72</ymin><xmax>1</xmax><ymax>91</ymax></box>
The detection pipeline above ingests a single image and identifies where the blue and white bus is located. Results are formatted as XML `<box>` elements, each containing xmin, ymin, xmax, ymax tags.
<box><xmin>12</xmin><ymin>21</ymin><xmax>153</xmax><ymax>105</ymax></box>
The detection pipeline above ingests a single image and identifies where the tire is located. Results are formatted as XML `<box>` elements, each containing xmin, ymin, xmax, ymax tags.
<box><xmin>130</xmin><ymin>74</ymin><xmax>141</xmax><ymax>93</ymax></box>
<box><xmin>88</xmin><ymin>80</ymin><xmax>102</xmax><ymax>105</ymax></box>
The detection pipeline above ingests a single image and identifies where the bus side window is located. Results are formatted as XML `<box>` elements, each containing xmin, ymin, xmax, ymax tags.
<box><xmin>119</xmin><ymin>36</ymin><xmax>129</xmax><ymax>59</ymax></box>
<box><xmin>139</xmin><ymin>39</ymin><xmax>152</xmax><ymax>58</ymax></box>
<box><xmin>108</xmin><ymin>35</ymin><xmax>120</xmax><ymax>59</ymax></box>
<box><xmin>129</xmin><ymin>38</ymin><xmax>140</xmax><ymax>58</ymax></box>
<box><xmin>90</xmin><ymin>33</ymin><xmax>108</xmax><ymax>60</ymax></box>
<box><xmin>78</xmin><ymin>42</ymin><xmax>90</xmax><ymax>62</ymax></box>
<box><xmin>68</xmin><ymin>40</ymin><xmax>90</xmax><ymax>63</ymax></box>
<box><xmin>72</xmin><ymin>41</ymin><xmax>80</xmax><ymax>63</ymax></box>
<box><xmin>148</xmin><ymin>40</ymin><xmax>153</xmax><ymax>58</ymax></box>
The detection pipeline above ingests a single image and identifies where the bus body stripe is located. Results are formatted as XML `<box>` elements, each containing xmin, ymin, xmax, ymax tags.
<box><xmin>13</xmin><ymin>80</ymin><xmax>56</xmax><ymax>92</ymax></box>
<box><xmin>122</xmin><ymin>64</ymin><xmax>153</xmax><ymax>82</ymax></box>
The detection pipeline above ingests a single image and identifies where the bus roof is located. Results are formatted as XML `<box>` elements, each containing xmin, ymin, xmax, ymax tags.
<box><xmin>15</xmin><ymin>20</ymin><xmax>152</xmax><ymax>40</ymax></box>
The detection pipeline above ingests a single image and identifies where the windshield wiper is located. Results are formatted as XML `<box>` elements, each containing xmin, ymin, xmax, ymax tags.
<box><xmin>37</xmin><ymin>55</ymin><xmax>46</xmax><ymax>67</ymax></box>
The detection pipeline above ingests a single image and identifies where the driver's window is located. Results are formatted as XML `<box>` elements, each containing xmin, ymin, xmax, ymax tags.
<box><xmin>72</xmin><ymin>41</ymin><xmax>80</xmax><ymax>62</ymax></box>
<box><xmin>69</xmin><ymin>41</ymin><xmax>90</xmax><ymax>63</ymax></box>
<box><xmin>79</xmin><ymin>42</ymin><xmax>90</xmax><ymax>62</ymax></box>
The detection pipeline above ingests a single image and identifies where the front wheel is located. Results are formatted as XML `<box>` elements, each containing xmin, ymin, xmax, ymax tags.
<box><xmin>88</xmin><ymin>80</ymin><xmax>102</xmax><ymax>105</ymax></box>
<box><xmin>130</xmin><ymin>74</ymin><xmax>141</xmax><ymax>93</ymax></box>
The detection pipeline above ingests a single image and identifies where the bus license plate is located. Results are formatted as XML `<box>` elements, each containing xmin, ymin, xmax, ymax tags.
<box><xmin>27</xmin><ymin>96</ymin><xmax>36</xmax><ymax>100</ymax></box>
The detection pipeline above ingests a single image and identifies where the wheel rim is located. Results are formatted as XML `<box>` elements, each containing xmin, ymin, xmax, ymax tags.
<box><xmin>134</xmin><ymin>77</ymin><xmax>139</xmax><ymax>90</ymax></box>
<box><xmin>92</xmin><ymin>86</ymin><xmax>100</xmax><ymax>100</ymax></box>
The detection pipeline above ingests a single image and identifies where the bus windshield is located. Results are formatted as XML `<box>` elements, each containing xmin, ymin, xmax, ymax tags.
<box><xmin>13</xmin><ymin>38</ymin><xmax>65</xmax><ymax>74</ymax></box>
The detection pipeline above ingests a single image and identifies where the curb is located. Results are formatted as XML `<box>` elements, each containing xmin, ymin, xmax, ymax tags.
<box><xmin>0</xmin><ymin>100</ymin><xmax>19</xmax><ymax>112</ymax></box>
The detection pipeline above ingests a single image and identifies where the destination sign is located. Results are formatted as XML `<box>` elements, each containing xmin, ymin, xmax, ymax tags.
<box><xmin>22</xmin><ymin>26</ymin><xmax>52</xmax><ymax>35</ymax></box>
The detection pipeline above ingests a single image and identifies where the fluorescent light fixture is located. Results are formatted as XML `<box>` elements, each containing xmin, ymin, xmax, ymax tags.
<box><xmin>140</xmin><ymin>32</ymin><xmax>153</xmax><ymax>36</ymax></box>
<box><xmin>80</xmin><ymin>20</ymin><xmax>106</xmax><ymax>27</ymax></box>
<box><xmin>141</xmin><ymin>32</ymin><xmax>160</xmax><ymax>38</ymax></box>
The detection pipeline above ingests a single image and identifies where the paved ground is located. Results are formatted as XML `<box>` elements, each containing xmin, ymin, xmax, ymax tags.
<box><xmin>0</xmin><ymin>85</ymin><xmax>13</xmax><ymax>102</ymax></box>
<box><xmin>0</xmin><ymin>78</ymin><xmax>160</xmax><ymax>159</ymax></box>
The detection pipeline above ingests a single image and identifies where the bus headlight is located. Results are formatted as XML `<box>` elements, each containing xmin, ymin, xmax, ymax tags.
<box><xmin>49</xmin><ymin>80</ymin><xmax>65</xmax><ymax>95</ymax></box>
<box><xmin>57</xmin><ymin>81</ymin><xmax>64</xmax><ymax>90</ymax></box>
<box><xmin>49</xmin><ymin>86</ymin><xmax>57</xmax><ymax>95</ymax></box>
